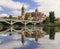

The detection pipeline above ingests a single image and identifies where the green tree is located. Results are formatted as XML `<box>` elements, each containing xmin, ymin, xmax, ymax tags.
<box><xmin>9</xmin><ymin>15</ymin><xmax>13</xmax><ymax>19</ymax></box>
<box><xmin>49</xmin><ymin>11</ymin><xmax>55</xmax><ymax>23</ymax></box>
<box><xmin>43</xmin><ymin>17</ymin><xmax>50</xmax><ymax>24</ymax></box>
<box><xmin>3</xmin><ymin>16</ymin><xmax>8</xmax><ymax>19</ymax></box>
<box><xmin>25</xmin><ymin>14</ymin><xmax>29</xmax><ymax>20</ymax></box>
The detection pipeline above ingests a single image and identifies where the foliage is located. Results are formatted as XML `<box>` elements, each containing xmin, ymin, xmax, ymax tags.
<box><xmin>49</xmin><ymin>11</ymin><xmax>55</xmax><ymax>23</ymax></box>
<box><xmin>3</xmin><ymin>16</ymin><xmax>8</xmax><ymax>19</ymax></box>
<box><xmin>43</xmin><ymin>17</ymin><xmax>50</xmax><ymax>24</ymax></box>
<box><xmin>9</xmin><ymin>15</ymin><xmax>13</xmax><ymax>19</ymax></box>
<box><xmin>25</xmin><ymin>14</ymin><xmax>29</xmax><ymax>20</ymax></box>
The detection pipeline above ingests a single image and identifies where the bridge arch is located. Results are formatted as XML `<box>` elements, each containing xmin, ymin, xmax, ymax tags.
<box><xmin>13</xmin><ymin>22</ymin><xmax>25</xmax><ymax>30</ymax></box>
<box><xmin>0</xmin><ymin>21</ymin><xmax>10</xmax><ymax>31</ymax></box>
<box><xmin>0</xmin><ymin>21</ymin><xmax>10</xmax><ymax>27</ymax></box>
<box><xmin>26</xmin><ymin>22</ymin><xmax>34</xmax><ymax>26</ymax></box>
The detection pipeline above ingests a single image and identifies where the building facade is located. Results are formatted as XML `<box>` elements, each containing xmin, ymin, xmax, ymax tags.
<box><xmin>19</xmin><ymin>5</ymin><xmax>47</xmax><ymax>22</ymax></box>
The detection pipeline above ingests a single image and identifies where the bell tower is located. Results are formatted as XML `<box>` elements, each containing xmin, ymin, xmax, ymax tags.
<box><xmin>35</xmin><ymin>8</ymin><xmax>38</xmax><ymax>13</ymax></box>
<box><xmin>21</xmin><ymin>5</ymin><xmax>25</xmax><ymax>17</ymax></box>
<box><xmin>35</xmin><ymin>8</ymin><xmax>39</xmax><ymax>20</ymax></box>
<box><xmin>21</xmin><ymin>5</ymin><xmax>26</xmax><ymax>20</ymax></box>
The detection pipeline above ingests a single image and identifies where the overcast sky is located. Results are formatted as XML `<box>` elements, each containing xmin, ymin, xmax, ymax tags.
<box><xmin>0</xmin><ymin>0</ymin><xmax>60</xmax><ymax>18</ymax></box>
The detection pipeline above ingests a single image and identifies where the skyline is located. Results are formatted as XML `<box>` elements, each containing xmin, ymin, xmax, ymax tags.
<box><xmin>0</xmin><ymin>0</ymin><xmax>60</xmax><ymax>18</ymax></box>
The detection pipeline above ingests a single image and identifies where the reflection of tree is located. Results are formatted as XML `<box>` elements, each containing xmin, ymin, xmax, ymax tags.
<box><xmin>25</xmin><ymin>32</ymin><xmax>30</xmax><ymax>37</ymax></box>
<box><xmin>49</xmin><ymin>27</ymin><xmax>55</xmax><ymax>40</ymax></box>
<box><xmin>43</xmin><ymin>26</ymin><xmax>50</xmax><ymax>35</ymax></box>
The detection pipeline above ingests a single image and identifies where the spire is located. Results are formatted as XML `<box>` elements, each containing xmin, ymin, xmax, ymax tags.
<box><xmin>35</xmin><ymin>8</ymin><xmax>38</xmax><ymax>12</ymax></box>
<box><xmin>22</xmin><ymin>5</ymin><xmax>24</xmax><ymax>9</ymax></box>
<box><xmin>21</xmin><ymin>5</ymin><xmax>25</xmax><ymax>16</ymax></box>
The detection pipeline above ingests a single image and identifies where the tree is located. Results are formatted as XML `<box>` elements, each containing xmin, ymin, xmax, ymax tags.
<box><xmin>49</xmin><ymin>11</ymin><xmax>55</xmax><ymax>23</ymax></box>
<box><xmin>25</xmin><ymin>14</ymin><xmax>29</xmax><ymax>20</ymax></box>
<box><xmin>3</xmin><ymin>16</ymin><xmax>8</xmax><ymax>19</ymax></box>
<box><xmin>9</xmin><ymin>15</ymin><xmax>13</xmax><ymax>19</ymax></box>
<box><xmin>43</xmin><ymin>17</ymin><xmax>50</xmax><ymax>24</ymax></box>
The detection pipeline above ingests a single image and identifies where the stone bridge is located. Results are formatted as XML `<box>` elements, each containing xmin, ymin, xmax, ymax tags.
<box><xmin>0</xmin><ymin>18</ymin><xmax>42</xmax><ymax>25</ymax></box>
<box><xmin>0</xmin><ymin>18</ymin><xmax>43</xmax><ymax>33</ymax></box>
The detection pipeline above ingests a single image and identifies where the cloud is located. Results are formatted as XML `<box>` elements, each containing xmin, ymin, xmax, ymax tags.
<box><xmin>0</xmin><ymin>7</ymin><xmax>3</xmax><ymax>11</ymax></box>
<box><xmin>33</xmin><ymin>0</ymin><xmax>60</xmax><ymax>18</ymax></box>
<box><xmin>0</xmin><ymin>13</ymin><xmax>9</xmax><ymax>17</ymax></box>
<box><xmin>0</xmin><ymin>0</ymin><xmax>29</xmax><ymax>16</ymax></box>
<box><xmin>9</xmin><ymin>10</ymin><xmax>21</xmax><ymax>16</ymax></box>
<box><xmin>0</xmin><ymin>0</ymin><xmax>29</xmax><ymax>10</ymax></box>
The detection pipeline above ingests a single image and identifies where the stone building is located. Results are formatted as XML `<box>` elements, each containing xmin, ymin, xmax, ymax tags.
<box><xmin>19</xmin><ymin>5</ymin><xmax>47</xmax><ymax>22</ymax></box>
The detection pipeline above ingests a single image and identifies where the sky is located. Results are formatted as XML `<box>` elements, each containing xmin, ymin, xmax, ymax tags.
<box><xmin>0</xmin><ymin>0</ymin><xmax>60</xmax><ymax>18</ymax></box>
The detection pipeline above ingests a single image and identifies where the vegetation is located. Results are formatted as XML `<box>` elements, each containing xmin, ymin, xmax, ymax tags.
<box><xmin>49</xmin><ymin>11</ymin><xmax>55</xmax><ymax>23</ymax></box>
<box><xmin>9</xmin><ymin>15</ymin><xmax>13</xmax><ymax>19</ymax></box>
<box><xmin>0</xmin><ymin>23</ymin><xmax>3</xmax><ymax>30</ymax></box>
<box><xmin>42</xmin><ymin>11</ymin><xmax>60</xmax><ymax>27</ymax></box>
<box><xmin>43</xmin><ymin>17</ymin><xmax>50</xmax><ymax>24</ymax></box>
<box><xmin>25</xmin><ymin>14</ymin><xmax>29</xmax><ymax>20</ymax></box>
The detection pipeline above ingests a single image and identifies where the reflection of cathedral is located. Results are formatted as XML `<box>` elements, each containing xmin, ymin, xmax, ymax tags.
<box><xmin>19</xmin><ymin>5</ymin><xmax>47</xmax><ymax>22</ymax></box>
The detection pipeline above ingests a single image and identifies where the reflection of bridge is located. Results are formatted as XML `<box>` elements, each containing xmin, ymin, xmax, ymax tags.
<box><xmin>0</xmin><ymin>26</ymin><xmax>46</xmax><ymax>35</ymax></box>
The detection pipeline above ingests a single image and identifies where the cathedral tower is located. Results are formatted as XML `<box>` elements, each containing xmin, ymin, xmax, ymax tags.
<box><xmin>21</xmin><ymin>5</ymin><xmax>25</xmax><ymax>16</ymax></box>
<box><xmin>35</xmin><ymin>9</ymin><xmax>39</xmax><ymax>20</ymax></box>
<box><xmin>21</xmin><ymin>5</ymin><xmax>26</xmax><ymax>20</ymax></box>
<box><xmin>35</xmin><ymin>8</ymin><xmax>38</xmax><ymax>13</ymax></box>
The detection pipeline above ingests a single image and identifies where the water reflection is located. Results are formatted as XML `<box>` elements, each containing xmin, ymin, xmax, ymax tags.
<box><xmin>49</xmin><ymin>27</ymin><xmax>55</xmax><ymax>40</ymax></box>
<box><xmin>0</xmin><ymin>26</ymin><xmax>60</xmax><ymax>43</ymax></box>
<box><xmin>43</xmin><ymin>27</ymin><xmax>57</xmax><ymax>40</ymax></box>
<box><xmin>20</xmin><ymin>27</ymin><xmax>46</xmax><ymax>43</ymax></box>
<box><xmin>21</xmin><ymin>31</ymin><xmax>26</xmax><ymax>45</ymax></box>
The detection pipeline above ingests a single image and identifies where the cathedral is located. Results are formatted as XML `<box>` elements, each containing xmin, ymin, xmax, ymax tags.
<box><xmin>19</xmin><ymin>5</ymin><xmax>47</xmax><ymax>22</ymax></box>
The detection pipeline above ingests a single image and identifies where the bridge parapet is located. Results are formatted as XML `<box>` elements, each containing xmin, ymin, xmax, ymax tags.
<box><xmin>0</xmin><ymin>19</ymin><xmax>42</xmax><ymax>25</ymax></box>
